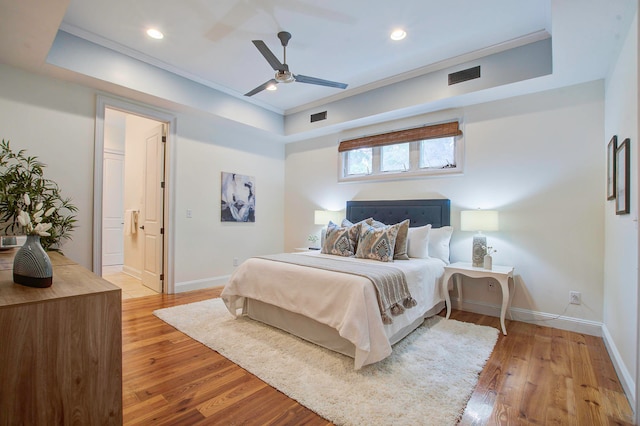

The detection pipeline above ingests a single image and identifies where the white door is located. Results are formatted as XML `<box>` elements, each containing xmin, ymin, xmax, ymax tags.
<box><xmin>102</xmin><ymin>152</ymin><xmax>125</xmax><ymax>266</ymax></box>
<box><xmin>140</xmin><ymin>124</ymin><xmax>165</xmax><ymax>292</ymax></box>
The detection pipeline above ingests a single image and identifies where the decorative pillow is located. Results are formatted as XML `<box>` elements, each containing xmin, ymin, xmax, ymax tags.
<box><xmin>341</xmin><ymin>218</ymin><xmax>371</xmax><ymax>252</ymax></box>
<box><xmin>391</xmin><ymin>220</ymin><xmax>410</xmax><ymax>260</ymax></box>
<box><xmin>369</xmin><ymin>219</ymin><xmax>410</xmax><ymax>260</ymax></box>
<box><xmin>355</xmin><ymin>223</ymin><xmax>399</xmax><ymax>262</ymax></box>
<box><xmin>322</xmin><ymin>221</ymin><xmax>356</xmax><ymax>257</ymax></box>
<box><xmin>428</xmin><ymin>226</ymin><xmax>454</xmax><ymax>264</ymax></box>
<box><xmin>407</xmin><ymin>224</ymin><xmax>432</xmax><ymax>258</ymax></box>
<box><xmin>341</xmin><ymin>218</ymin><xmax>373</xmax><ymax>227</ymax></box>
<box><xmin>370</xmin><ymin>219</ymin><xmax>386</xmax><ymax>228</ymax></box>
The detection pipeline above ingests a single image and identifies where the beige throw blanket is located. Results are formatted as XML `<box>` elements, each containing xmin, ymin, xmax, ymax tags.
<box><xmin>258</xmin><ymin>254</ymin><xmax>417</xmax><ymax>324</ymax></box>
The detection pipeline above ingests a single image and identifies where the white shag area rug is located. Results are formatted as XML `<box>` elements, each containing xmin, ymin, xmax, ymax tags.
<box><xmin>154</xmin><ymin>298</ymin><xmax>498</xmax><ymax>426</ymax></box>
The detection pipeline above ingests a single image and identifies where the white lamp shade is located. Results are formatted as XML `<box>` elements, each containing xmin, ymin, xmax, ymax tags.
<box><xmin>314</xmin><ymin>210</ymin><xmax>343</xmax><ymax>225</ymax></box>
<box><xmin>460</xmin><ymin>210</ymin><xmax>499</xmax><ymax>232</ymax></box>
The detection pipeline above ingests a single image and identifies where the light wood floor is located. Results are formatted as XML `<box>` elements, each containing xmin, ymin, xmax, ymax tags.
<box><xmin>122</xmin><ymin>288</ymin><xmax>634</xmax><ymax>425</ymax></box>
<box><xmin>103</xmin><ymin>265</ymin><xmax>157</xmax><ymax>299</ymax></box>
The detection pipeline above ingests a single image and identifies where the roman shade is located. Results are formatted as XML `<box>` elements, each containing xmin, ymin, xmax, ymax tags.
<box><xmin>338</xmin><ymin>121</ymin><xmax>462</xmax><ymax>152</ymax></box>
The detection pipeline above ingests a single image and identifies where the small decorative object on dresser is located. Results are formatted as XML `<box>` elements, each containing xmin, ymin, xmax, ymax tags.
<box><xmin>460</xmin><ymin>209</ymin><xmax>499</xmax><ymax>267</ymax></box>
<box><xmin>0</xmin><ymin>236</ymin><xmax>17</xmax><ymax>250</ymax></box>
<box><xmin>13</xmin><ymin>234</ymin><xmax>53</xmax><ymax>288</ymax></box>
<box><xmin>12</xmin><ymin>194</ymin><xmax>55</xmax><ymax>287</ymax></box>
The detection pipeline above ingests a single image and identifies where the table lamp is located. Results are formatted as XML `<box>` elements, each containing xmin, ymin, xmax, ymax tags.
<box><xmin>460</xmin><ymin>209</ymin><xmax>499</xmax><ymax>267</ymax></box>
<box><xmin>315</xmin><ymin>210</ymin><xmax>336</xmax><ymax>226</ymax></box>
<box><xmin>313</xmin><ymin>210</ymin><xmax>343</xmax><ymax>249</ymax></box>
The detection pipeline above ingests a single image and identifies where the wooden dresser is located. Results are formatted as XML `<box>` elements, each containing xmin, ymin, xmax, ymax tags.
<box><xmin>0</xmin><ymin>250</ymin><xmax>122</xmax><ymax>425</ymax></box>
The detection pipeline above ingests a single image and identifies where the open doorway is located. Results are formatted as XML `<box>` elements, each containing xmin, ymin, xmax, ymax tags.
<box><xmin>100</xmin><ymin>108</ymin><xmax>166</xmax><ymax>299</ymax></box>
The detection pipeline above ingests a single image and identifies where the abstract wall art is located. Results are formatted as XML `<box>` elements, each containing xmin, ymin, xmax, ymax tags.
<box><xmin>221</xmin><ymin>172</ymin><xmax>255</xmax><ymax>222</ymax></box>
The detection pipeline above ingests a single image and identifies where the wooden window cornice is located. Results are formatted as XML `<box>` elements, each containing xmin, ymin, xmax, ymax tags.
<box><xmin>338</xmin><ymin>121</ymin><xmax>462</xmax><ymax>152</ymax></box>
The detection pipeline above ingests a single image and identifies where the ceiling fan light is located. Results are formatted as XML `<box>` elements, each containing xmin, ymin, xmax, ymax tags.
<box><xmin>266</xmin><ymin>84</ymin><xmax>277</xmax><ymax>91</ymax></box>
<box><xmin>390</xmin><ymin>29</ymin><xmax>407</xmax><ymax>41</ymax></box>
<box><xmin>146</xmin><ymin>28</ymin><xmax>164</xmax><ymax>40</ymax></box>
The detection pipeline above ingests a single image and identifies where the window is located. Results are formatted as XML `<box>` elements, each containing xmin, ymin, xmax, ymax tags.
<box><xmin>339</xmin><ymin>121</ymin><xmax>463</xmax><ymax>182</ymax></box>
<box><xmin>381</xmin><ymin>143</ymin><xmax>410</xmax><ymax>172</ymax></box>
<box><xmin>345</xmin><ymin>147</ymin><xmax>372</xmax><ymax>175</ymax></box>
<box><xmin>420</xmin><ymin>137</ymin><xmax>456</xmax><ymax>169</ymax></box>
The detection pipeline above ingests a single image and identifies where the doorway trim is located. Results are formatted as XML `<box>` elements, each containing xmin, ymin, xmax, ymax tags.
<box><xmin>94</xmin><ymin>94</ymin><xmax>177</xmax><ymax>294</ymax></box>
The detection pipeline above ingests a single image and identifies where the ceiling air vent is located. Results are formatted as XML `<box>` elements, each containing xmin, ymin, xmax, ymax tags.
<box><xmin>448</xmin><ymin>65</ymin><xmax>481</xmax><ymax>85</ymax></box>
<box><xmin>310</xmin><ymin>111</ymin><xmax>327</xmax><ymax>123</ymax></box>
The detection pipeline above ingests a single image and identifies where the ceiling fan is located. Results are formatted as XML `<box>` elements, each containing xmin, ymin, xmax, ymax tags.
<box><xmin>245</xmin><ymin>31</ymin><xmax>348</xmax><ymax>97</ymax></box>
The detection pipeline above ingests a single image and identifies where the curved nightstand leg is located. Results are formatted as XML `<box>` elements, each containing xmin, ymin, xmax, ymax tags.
<box><xmin>498</xmin><ymin>277</ymin><xmax>509</xmax><ymax>335</ymax></box>
<box><xmin>443</xmin><ymin>271</ymin><xmax>453</xmax><ymax>319</ymax></box>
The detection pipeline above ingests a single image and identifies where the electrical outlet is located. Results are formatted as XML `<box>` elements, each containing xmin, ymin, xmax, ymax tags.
<box><xmin>233</xmin><ymin>257</ymin><xmax>239</xmax><ymax>267</ymax></box>
<box><xmin>487</xmin><ymin>280</ymin><xmax>496</xmax><ymax>292</ymax></box>
<box><xmin>570</xmin><ymin>291</ymin><xmax>581</xmax><ymax>305</ymax></box>
<box><xmin>186</xmin><ymin>209</ymin><xmax>192</xmax><ymax>218</ymax></box>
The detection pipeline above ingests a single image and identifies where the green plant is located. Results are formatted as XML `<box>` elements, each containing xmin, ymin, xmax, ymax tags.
<box><xmin>0</xmin><ymin>140</ymin><xmax>77</xmax><ymax>251</ymax></box>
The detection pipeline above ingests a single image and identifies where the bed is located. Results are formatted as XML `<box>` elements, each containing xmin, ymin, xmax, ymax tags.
<box><xmin>221</xmin><ymin>199</ymin><xmax>452</xmax><ymax>369</ymax></box>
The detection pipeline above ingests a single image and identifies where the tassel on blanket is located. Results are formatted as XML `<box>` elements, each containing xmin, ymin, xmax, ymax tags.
<box><xmin>403</xmin><ymin>297</ymin><xmax>417</xmax><ymax>309</ymax></box>
<box><xmin>390</xmin><ymin>303</ymin><xmax>405</xmax><ymax>316</ymax></box>
<box><xmin>381</xmin><ymin>313</ymin><xmax>393</xmax><ymax>325</ymax></box>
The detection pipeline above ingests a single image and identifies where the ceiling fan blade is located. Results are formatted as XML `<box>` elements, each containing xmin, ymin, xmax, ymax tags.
<box><xmin>244</xmin><ymin>79</ymin><xmax>278</xmax><ymax>97</ymax></box>
<box><xmin>252</xmin><ymin>40</ymin><xmax>287</xmax><ymax>72</ymax></box>
<box><xmin>293</xmin><ymin>74</ymin><xmax>348</xmax><ymax>89</ymax></box>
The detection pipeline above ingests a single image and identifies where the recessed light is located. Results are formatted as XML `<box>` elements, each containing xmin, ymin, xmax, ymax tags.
<box><xmin>390</xmin><ymin>29</ymin><xmax>406</xmax><ymax>41</ymax></box>
<box><xmin>146</xmin><ymin>28</ymin><xmax>164</xmax><ymax>40</ymax></box>
<box><xmin>266</xmin><ymin>84</ymin><xmax>277</xmax><ymax>91</ymax></box>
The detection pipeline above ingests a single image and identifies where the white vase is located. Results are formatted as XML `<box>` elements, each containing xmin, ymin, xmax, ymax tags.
<box><xmin>483</xmin><ymin>254</ymin><xmax>493</xmax><ymax>270</ymax></box>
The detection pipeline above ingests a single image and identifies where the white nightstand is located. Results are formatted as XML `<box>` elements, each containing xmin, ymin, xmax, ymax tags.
<box><xmin>294</xmin><ymin>247</ymin><xmax>321</xmax><ymax>252</ymax></box>
<box><xmin>442</xmin><ymin>261</ymin><xmax>514</xmax><ymax>335</ymax></box>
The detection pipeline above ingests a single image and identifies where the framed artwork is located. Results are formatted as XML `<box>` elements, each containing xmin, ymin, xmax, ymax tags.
<box><xmin>607</xmin><ymin>135</ymin><xmax>617</xmax><ymax>200</ymax></box>
<box><xmin>615</xmin><ymin>138</ymin><xmax>630</xmax><ymax>215</ymax></box>
<box><xmin>221</xmin><ymin>172</ymin><xmax>255</xmax><ymax>222</ymax></box>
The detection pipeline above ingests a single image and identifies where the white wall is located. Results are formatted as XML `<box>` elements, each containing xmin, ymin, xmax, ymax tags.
<box><xmin>603</xmin><ymin>9</ymin><xmax>638</xmax><ymax>410</ymax></box>
<box><xmin>0</xmin><ymin>65</ymin><xmax>97</xmax><ymax>267</ymax></box>
<box><xmin>172</xmin><ymin>113</ymin><xmax>285</xmax><ymax>291</ymax></box>
<box><xmin>0</xmin><ymin>63</ymin><xmax>286</xmax><ymax>289</ymax></box>
<box><xmin>285</xmin><ymin>80</ymin><xmax>605</xmax><ymax>330</ymax></box>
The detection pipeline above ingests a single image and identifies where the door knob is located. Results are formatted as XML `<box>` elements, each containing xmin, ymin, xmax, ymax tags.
<box><xmin>139</xmin><ymin>225</ymin><xmax>145</xmax><ymax>230</ymax></box>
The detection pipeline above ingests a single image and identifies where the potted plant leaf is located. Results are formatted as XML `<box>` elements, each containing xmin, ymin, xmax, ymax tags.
<box><xmin>0</xmin><ymin>140</ymin><xmax>77</xmax><ymax>286</ymax></box>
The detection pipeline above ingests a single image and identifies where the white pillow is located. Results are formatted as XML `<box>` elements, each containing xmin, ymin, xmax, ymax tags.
<box><xmin>407</xmin><ymin>224</ymin><xmax>431</xmax><ymax>258</ymax></box>
<box><xmin>428</xmin><ymin>226</ymin><xmax>454</xmax><ymax>264</ymax></box>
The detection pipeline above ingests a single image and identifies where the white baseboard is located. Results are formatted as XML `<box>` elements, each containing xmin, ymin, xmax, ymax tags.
<box><xmin>452</xmin><ymin>297</ymin><xmax>602</xmax><ymax>336</ymax></box>
<box><xmin>122</xmin><ymin>265</ymin><xmax>141</xmax><ymax>280</ymax></box>
<box><xmin>601</xmin><ymin>324</ymin><xmax>636</xmax><ymax>414</ymax></box>
<box><xmin>175</xmin><ymin>275</ymin><xmax>230</xmax><ymax>293</ymax></box>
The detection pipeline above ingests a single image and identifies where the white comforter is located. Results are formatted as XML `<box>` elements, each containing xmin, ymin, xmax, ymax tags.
<box><xmin>221</xmin><ymin>251</ymin><xmax>445</xmax><ymax>369</ymax></box>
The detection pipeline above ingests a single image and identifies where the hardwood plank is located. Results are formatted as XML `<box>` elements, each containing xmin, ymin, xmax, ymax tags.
<box><xmin>122</xmin><ymin>289</ymin><xmax>633</xmax><ymax>425</ymax></box>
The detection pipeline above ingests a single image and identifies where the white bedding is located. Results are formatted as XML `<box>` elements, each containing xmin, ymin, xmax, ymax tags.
<box><xmin>221</xmin><ymin>251</ymin><xmax>446</xmax><ymax>369</ymax></box>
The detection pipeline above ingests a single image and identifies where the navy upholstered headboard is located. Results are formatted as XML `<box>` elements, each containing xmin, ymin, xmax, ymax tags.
<box><xmin>346</xmin><ymin>199</ymin><xmax>450</xmax><ymax>228</ymax></box>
